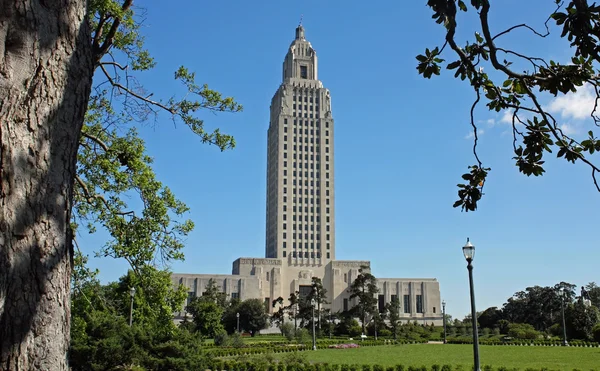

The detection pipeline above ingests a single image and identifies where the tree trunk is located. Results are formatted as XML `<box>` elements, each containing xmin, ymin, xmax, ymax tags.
<box><xmin>0</xmin><ymin>0</ymin><xmax>92</xmax><ymax>369</ymax></box>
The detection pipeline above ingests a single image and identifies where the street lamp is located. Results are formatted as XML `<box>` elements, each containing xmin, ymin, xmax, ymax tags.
<box><xmin>129</xmin><ymin>287</ymin><xmax>136</xmax><ymax>327</ymax></box>
<box><xmin>236</xmin><ymin>312</ymin><xmax>240</xmax><ymax>333</ymax></box>
<box><xmin>463</xmin><ymin>238</ymin><xmax>480</xmax><ymax>371</ymax></box>
<box><xmin>442</xmin><ymin>300</ymin><xmax>447</xmax><ymax>344</ymax></box>
<box><xmin>310</xmin><ymin>298</ymin><xmax>317</xmax><ymax>350</ymax></box>
<box><xmin>560</xmin><ymin>288</ymin><xmax>569</xmax><ymax>346</ymax></box>
<box><xmin>329</xmin><ymin>311</ymin><xmax>332</xmax><ymax>339</ymax></box>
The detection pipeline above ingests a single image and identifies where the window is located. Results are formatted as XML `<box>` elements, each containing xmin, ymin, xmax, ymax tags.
<box><xmin>391</xmin><ymin>294</ymin><xmax>398</xmax><ymax>304</ymax></box>
<box><xmin>300</xmin><ymin>65</ymin><xmax>308</xmax><ymax>79</ymax></box>
<box><xmin>378</xmin><ymin>295</ymin><xmax>385</xmax><ymax>313</ymax></box>
<box><xmin>327</xmin><ymin>252</ymin><xmax>330</xmax><ymax>259</ymax></box>
<box><xmin>416</xmin><ymin>295</ymin><xmax>424</xmax><ymax>313</ymax></box>
<box><xmin>283</xmin><ymin>251</ymin><xmax>287</xmax><ymax>258</ymax></box>
<box><xmin>344</xmin><ymin>273</ymin><xmax>347</xmax><ymax>283</ymax></box>
<box><xmin>433</xmin><ymin>307</ymin><xmax>436</xmax><ymax>314</ymax></box>
<box><xmin>343</xmin><ymin>298</ymin><xmax>348</xmax><ymax>312</ymax></box>
<box><xmin>231</xmin><ymin>292</ymin><xmax>239</xmax><ymax>299</ymax></box>
<box><xmin>404</xmin><ymin>295</ymin><xmax>411</xmax><ymax>313</ymax></box>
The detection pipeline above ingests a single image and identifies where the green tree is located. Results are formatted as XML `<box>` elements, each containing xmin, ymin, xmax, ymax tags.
<box><xmin>585</xmin><ymin>282</ymin><xmax>600</xmax><ymax>308</ymax></box>
<box><xmin>238</xmin><ymin>299</ymin><xmax>269</xmax><ymax>336</ymax></box>
<box><xmin>477</xmin><ymin>307</ymin><xmax>504</xmax><ymax>330</ymax></box>
<box><xmin>307</xmin><ymin>277</ymin><xmax>329</xmax><ymax>330</ymax></box>
<box><xmin>565</xmin><ymin>300</ymin><xmax>600</xmax><ymax>341</ymax></box>
<box><xmin>272</xmin><ymin>296</ymin><xmax>286</xmax><ymax>331</ymax></box>
<box><xmin>418</xmin><ymin>0</ymin><xmax>600</xmax><ymax>211</ymax></box>
<box><xmin>186</xmin><ymin>298</ymin><xmax>225</xmax><ymax>338</ymax></box>
<box><xmin>348</xmin><ymin>265</ymin><xmax>379</xmax><ymax>335</ymax></box>
<box><xmin>1</xmin><ymin>0</ymin><xmax>242</xmax><ymax>367</ymax></box>
<box><xmin>385</xmin><ymin>296</ymin><xmax>401</xmax><ymax>340</ymax></box>
<box><xmin>286</xmin><ymin>291</ymin><xmax>301</xmax><ymax>330</ymax></box>
<box><xmin>70</xmin><ymin>269</ymin><xmax>207</xmax><ymax>370</ymax></box>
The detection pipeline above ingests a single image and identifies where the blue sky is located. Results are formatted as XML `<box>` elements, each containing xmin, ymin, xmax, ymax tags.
<box><xmin>80</xmin><ymin>0</ymin><xmax>600</xmax><ymax>320</ymax></box>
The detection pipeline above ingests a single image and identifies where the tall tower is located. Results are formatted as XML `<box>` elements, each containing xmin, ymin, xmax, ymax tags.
<box><xmin>265</xmin><ymin>25</ymin><xmax>336</xmax><ymax>265</ymax></box>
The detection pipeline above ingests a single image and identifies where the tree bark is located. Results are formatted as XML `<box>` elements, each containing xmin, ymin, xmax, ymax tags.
<box><xmin>0</xmin><ymin>0</ymin><xmax>92</xmax><ymax>369</ymax></box>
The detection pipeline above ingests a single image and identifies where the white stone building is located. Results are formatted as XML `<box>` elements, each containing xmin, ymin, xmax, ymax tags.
<box><xmin>172</xmin><ymin>25</ymin><xmax>442</xmax><ymax>326</ymax></box>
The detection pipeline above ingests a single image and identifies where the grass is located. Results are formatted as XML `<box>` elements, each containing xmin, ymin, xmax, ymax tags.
<box><xmin>269</xmin><ymin>343</ymin><xmax>600</xmax><ymax>370</ymax></box>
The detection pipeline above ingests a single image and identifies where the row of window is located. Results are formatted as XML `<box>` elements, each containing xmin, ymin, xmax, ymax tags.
<box><xmin>283</xmin><ymin>176</ymin><xmax>330</xmax><ymax>184</ymax></box>
<box><xmin>284</xmin><ymin>128</ymin><xmax>330</xmax><ymax>137</ymax></box>
<box><xmin>282</xmin><ymin>147</ymin><xmax>329</xmax><ymax>158</ymax></box>
<box><xmin>339</xmin><ymin>295</ymin><xmax>427</xmax><ymax>314</ymax></box>
<box><xmin>293</xmin><ymin>95</ymin><xmax>319</xmax><ymax>103</ymax></box>
<box><xmin>285</xmin><ymin>251</ymin><xmax>330</xmax><ymax>259</ymax></box>
<box><xmin>283</xmin><ymin>144</ymin><xmax>330</xmax><ymax>153</ymax></box>
<box><xmin>284</xmin><ymin>136</ymin><xmax>330</xmax><ymax>146</ymax></box>
<box><xmin>293</xmin><ymin>104</ymin><xmax>319</xmax><ymax>111</ymax></box>
<box><xmin>282</xmin><ymin>232</ymin><xmax>332</xmax><ymax>240</ymax></box>
<box><xmin>285</xmin><ymin>242</ymin><xmax>331</xmax><ymax>250</ymax></box>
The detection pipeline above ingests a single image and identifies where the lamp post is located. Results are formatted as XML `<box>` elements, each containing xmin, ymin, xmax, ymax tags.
<box><xmin>560</xmin><ymin>288</ymin><xmax>568</xmax><ymax>346</ymax></box>
<box><xmin>129</xmin><ymin>287</ymin><xmax>136</xmax><ymax>327</ymax></box>
<box><xmin>236</xmin><ymin>312</ymin><xmax>240</xmax><ymax>333</ymax></box>
<box><xmin>442</xmin><ymin>300</ymin><xmax>447</xmax><ymax>344</ymax></box>
<box><xmin>311</xmin><ymin>298</ymin><xmax>317</xmax><ymax>350</ymax></box>
<box><xmin>463</xmin><ymin>238</ymin><xmax>480</xmax><ymax>371</ymax></box>
<box><xmin>329</xmin><ymin>311</ymin><xmax>332</xmax><ymax>339</ymax></box>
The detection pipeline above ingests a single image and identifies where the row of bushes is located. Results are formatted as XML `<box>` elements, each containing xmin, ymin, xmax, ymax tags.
<box><xmin>208</xmin><ymin>340</ymin><xmax>426</xmax><ymax>358</ymax></box>
<box><xmin>206</xmin><ymin>360</ymin><xmax>589</xmax><ymax>371</ymax></box>
<box><xmin>447</xmin><ymin>338</ymin><xmax>599</xmax><ymax>347</ymax></box>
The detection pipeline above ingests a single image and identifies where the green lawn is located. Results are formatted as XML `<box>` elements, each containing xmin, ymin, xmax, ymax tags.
<box><xmin>270</xmin><ymin>344</ymin><xmax>600</xmax><ymax>370</ymax></box>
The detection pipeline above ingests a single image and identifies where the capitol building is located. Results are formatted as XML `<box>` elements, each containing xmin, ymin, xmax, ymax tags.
<box><xmin>172</xmin><ymin>25</ymin><xmax>442</xmax><ymax>326</ymax></box>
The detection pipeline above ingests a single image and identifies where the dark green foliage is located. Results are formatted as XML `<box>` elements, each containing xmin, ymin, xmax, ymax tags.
<box><xmin>418</xmin><ymin>0</ymin><xmax>600</xmax><ymax>210</ymax></box>
<box><xmin>238</xmin><ymin>299</ymin><xmax>270</xmax><ymax>336</ymax></box>
<box><xmin>348</xmin><ymin>265</ymin><xmax>379</xmax><ymax>335</ymax></box>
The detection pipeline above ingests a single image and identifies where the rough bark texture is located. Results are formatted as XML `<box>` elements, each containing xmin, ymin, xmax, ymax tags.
<box><xmin>0</xmin><ymin>0</ymin><xmax>92</xmax><ymax>369</ymax></box>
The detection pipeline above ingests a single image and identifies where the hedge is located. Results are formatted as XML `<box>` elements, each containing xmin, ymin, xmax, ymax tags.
<box><xmin>207</xmin><ymin>340</ymin><xmax>426</xmax><ymax>358</ymax></box>
<box><xmin>446</xmin><ymin>338</ymin><xmax>599</xmax><ymax>347</ymax></box>
<box><xmin>206</xmin><ymin>360</ymin><xmax>592</xmax><ymax>371</ymax></box>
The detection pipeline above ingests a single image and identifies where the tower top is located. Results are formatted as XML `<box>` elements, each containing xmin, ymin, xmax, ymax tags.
<box><xmin>295</xmin><ymin>24</ymin><xmax>305</xmax><ymax>40</ymax></box>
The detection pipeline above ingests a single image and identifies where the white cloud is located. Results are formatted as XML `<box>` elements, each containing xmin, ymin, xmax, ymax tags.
<box><xmin>559</xmin><ymin>122</ymin><xmax>580</xmax><ymax>136</ymax></box>
<box><xmin>465</xmin><ymin>129</ymin><xmax>485</xmax><ymax>139</ymax></box>
<box><xmin>500</xmin><ymin>110</ymin><xmax>513</xmax><ymax>124</ymax></box>
<box><xmin>547</xmin><ymin>84</ymin><xmax>596</xmax><ymax>120</ymax></box>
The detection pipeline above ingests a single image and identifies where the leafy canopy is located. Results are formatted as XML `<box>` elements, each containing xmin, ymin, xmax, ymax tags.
<box><xmin>418</xmin><ymin>0</ymin><xmax>600</xmax><ymax>211</ymax></box>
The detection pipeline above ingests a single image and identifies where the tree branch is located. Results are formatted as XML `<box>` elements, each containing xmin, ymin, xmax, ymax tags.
<box><xmin>93</xmin><ymin>0</ymin><xmax>134</xmax><ymax>66</ymax></box>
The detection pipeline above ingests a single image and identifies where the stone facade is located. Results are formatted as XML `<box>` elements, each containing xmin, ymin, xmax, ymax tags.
<box><xmin>172</xmin><ymin>25</ymin><xmax>442</xmax><ymax>326</ymax></box>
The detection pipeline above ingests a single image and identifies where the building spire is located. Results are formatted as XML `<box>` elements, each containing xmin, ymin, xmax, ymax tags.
<box><xmin>295</xmin><ymin>17</ymin><xmax>305</xmax><ymax>40</ymax></box>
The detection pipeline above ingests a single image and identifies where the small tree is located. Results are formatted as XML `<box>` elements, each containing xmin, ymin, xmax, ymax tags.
<box><xmin>272</xmin><ymin>296</ymin><xmax>286</xmax><ymax>331</ymax></box>
<box><xmin>186</xmin><ymin>297</ymin><xmax>225</xmax><ymax>338</ymax></box>
<box><xmin>348</xmin><ymin>265</ymin><xmax>379</xmax><ymax>335</ymax></box>
<box><xmin>285</xmin><ymin>291</ymin><xmax>301</xmax><ymax>330</ymax></box>
<box><xmin>307</xmin><ymin>277</ymin><xmax>329</xmax><ymax>330</ymax></box>
<box><xmin>201</xmin><ymin>279</ymin><xmax>228</xmax><ymax>309</ymax></box>
<box><xmin>238</xmin><ymin>299</ymin><xmax>269</xmax><ymax>336</ymax></box>
<box><xmin>386</xmin><ymin>296</ymin><xmax>401</xmax><ymax>340</ymax></box>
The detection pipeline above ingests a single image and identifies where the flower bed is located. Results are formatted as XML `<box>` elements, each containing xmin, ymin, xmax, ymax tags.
<box><xmin>328</xmin><ymin>343</ymin><xmax>360</xmax><ymax>349</ymax></box>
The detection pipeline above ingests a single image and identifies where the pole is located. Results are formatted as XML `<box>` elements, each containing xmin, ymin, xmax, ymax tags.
<box><xmin>561</xmin><ymin>293</ymin><xmax>568</xmax><ymax>346</ymax></box>
<box><xmin>467</xmin><ymin>260</ymin><xmax>480</xmax><ymax>371</ymax></box>
<box><xmin>294</xmin><ymin>304</ymin><xmax>297</xmax><ymax>330</ymax></box>
<box><xmin>329</xmin><ymin>311</ymin><xmax>332</xmax><ymax>339</ymax></box>
<box><xmin>442</xmin><ymin>302</ymin><xmax>447</xmax><ymax>344</ymax></box>
<box><xmin>129</xmin><ymin>294</ymin><xmax>134</xmax><ymax>327</ymax></box>
<box><xmin>237</xmin><ymin>313</ymin><xmax>240</xmax><ymax>333</ymax></box>
<box><xmin>312</xmin><ymin>304</ymin><xmax>317</xmax><ymax>350</ymax></box>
